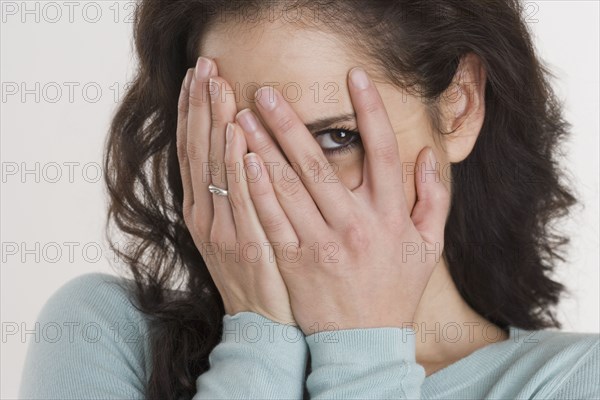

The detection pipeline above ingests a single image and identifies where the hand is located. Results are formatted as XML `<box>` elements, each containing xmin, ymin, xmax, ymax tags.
<box><xmin>176</xmin><ymin>57</ymin><xmax>295</xmax><ymax>325</ymax></box>
<box><xmin>235</xmin><ymin>67</ymin><xmax>451</xmax><ymax>335</ymax></box>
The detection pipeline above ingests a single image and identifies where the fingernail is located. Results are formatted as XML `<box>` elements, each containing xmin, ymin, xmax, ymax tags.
<box><xmin>256</xmin><ymin>87</ymin><xmax>277</xmax><ymax>111</ymax></box>
<box><xmin>182</xmin><ymin>69</ymin><xmax>194</xmax><ymax>91</ymax></box>
<box><xmin>244</xmin><ymin>152</ymin><xmax>259</xmax><ymax>168</ymax></box>
<box><xmin>350</xmin><ymin>67</ymin><xmax>370</xmax><ymax>90</ymax></box>
<box><xmin>236</xmin><ymin>109</ymin><xmax>258</xmax><ymax>132</ymax></box>
<box><xmin>226</xmin><ymin>123</ymin><xmax>235</xmax><ymax>143</ymax></box>
<box><xmin>428</xmin><ymin>148</ymin><xmax>437</xmax><ymax>170</ymax></box>
<box><xmin>209</xmin><ymin>78</ymin><xmax>219</xmax><ymax>104</ymax></box>
<box><xmin>195</xmin><ymin>57</ymin><xmax>212</xmax><ymax>81</ymax></box>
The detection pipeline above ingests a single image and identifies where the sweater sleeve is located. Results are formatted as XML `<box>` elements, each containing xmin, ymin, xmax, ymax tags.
<box><xmin>19</xmin><ymin>273</ymin><xmax>308</xmax><ymax>400</ymax></box>
<box><xmin>304</xmin><ymin>326</ymin><xmax>425</xmax><ymax>399</ymax></box>
<box><xmin>193</xmin><ymin>311</ymin><xmax>308</xmax><ymax>399</ymax></box>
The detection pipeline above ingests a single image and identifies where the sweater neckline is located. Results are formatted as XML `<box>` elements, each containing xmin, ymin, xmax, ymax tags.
<box><xmin>421</xmin><ymin>325</ymin><xmax>528</xmax><ymax>397</ymax></box>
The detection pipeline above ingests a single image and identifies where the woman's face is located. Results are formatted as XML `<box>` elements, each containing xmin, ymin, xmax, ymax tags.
<box><xmin>201</xmin><ymin>20</ymin><xmax>449</xmax><ymax>213</ymax></box>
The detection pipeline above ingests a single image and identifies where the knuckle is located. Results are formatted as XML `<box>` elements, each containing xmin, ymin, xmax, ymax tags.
<box><xmin>277</xmin><ymin>174</ymin><xmax>302</xmax><ymax>199</ymax></box>
<box><xmin>282</xmin><ymin>242</ymin><xmax>301</xmax><ymax>262</ymax></box>
<box><xmin>186</xmin><ymin>141</ymin><xmax>204</xmax><ymax>161</ymax></box>
<box><xmin>208</xmin><ymin>154</ymin><xmax>223</xmax><ymax>180</ymax></box>
<box><xmin>342</xmin><ymin>219</ymin><xmax>369</xmax><ymax>252</ymax></box>
<box><xmin>208</xmin><ymin>151</ymin><xmax>217</xmax><ymax>167</ymax></box>
<box><xmin>276</xmin><ymin>115</ymin><xmax>296</xmax><ymax>135</ymax></box>
<box><xmin>299</xmin><ymin>153</ymin><xmax>325</xmax><ymax>179</ymax></box>
<box><xmin>361</xmin><ymin>97</ymin><xmax>382</xmax><ymax>116</ymax></box>
<box><xmin>228</xmin><ymin>191</ymin><xmax>250</xmax><ymax>214</ymax></box>
<box><xmin>250</xmin><ymin>180</ymin><xmax>272</xmax><ymax>199</ymax></box>
<box><xmin>177</xmin><ymin>139</ymin><xmax>187</xmax><ymax>163</ymax></box>
<box><xmin>373</xmin><ymin>142</ymin><xmax>398</xmax><ymax>165</ymax></box>
<box><xmin>188</xmin><ymin>92</ymin><xmax>204</xmax><ymax>108</ymax></box>
<box><xmin>211</xmin><ymin>111</ymin><xmax>221</xmax><ymax>127</ymax></box>
<box><xmin>261</xmin><ymin>213</ymin><xmax>285</xmax><ymax>234</ymax></box>
<box><xmin>177</xmin><ymin>99</ymin><xmax>189</xmax><ymax>114</ymax></box>
<box><xmin>254</xmin><ymin>138</ymin><xmax>274</xmax><ymax>158</ymax></box>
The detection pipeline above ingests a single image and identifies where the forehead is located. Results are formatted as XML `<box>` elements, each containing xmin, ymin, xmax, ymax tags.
<box><xmin>199</xmin><ymin>20</ymin><xmax>358</xmax><ymax>121</ymax></box>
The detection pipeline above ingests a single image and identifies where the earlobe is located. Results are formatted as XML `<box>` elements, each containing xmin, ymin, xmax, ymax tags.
<box><xmin>439</xmin><ymin>53</ymin><xmax>487</xmax><ymax>163</ymax></box>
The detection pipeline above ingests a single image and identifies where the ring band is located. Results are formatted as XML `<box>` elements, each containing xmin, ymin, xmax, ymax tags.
<box><xmin>208</xmin><ymin>183</ymin><xmax>228</xmax><ymax>197</ymax></box>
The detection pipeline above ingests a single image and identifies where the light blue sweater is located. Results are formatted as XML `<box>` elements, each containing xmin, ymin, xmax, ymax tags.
<box><xmin>19</xmin><ymin>273</ymin><xmax>600</xmax><ymax>399</ymax></box>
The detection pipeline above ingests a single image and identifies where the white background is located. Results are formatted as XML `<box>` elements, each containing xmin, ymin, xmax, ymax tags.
<box><xmin>1</xmin><ymin>1</ymin><xmax>599</xmax><ymax>398</ymax></box>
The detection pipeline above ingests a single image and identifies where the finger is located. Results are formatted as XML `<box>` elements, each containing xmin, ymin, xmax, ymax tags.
<box><xmin>347</xmin><ymin>67</ymin><xmax>408</xmax><ymax>212</ymax></box>
<box><xmin>253</xmin><ymin>86</ymin><xmax>353</xmax><ymax>227</ymax></box>
<box><xmin>182</xmin><ymin>60</ymin><xmax>228</xmax><ymax>302</ymax></box>
<box><xmin>209</xmin><ymin>76</ymin><xmax>237</xmax><ymax>188</ymax></box>
<box><xmin>210</xmin><ymin>123</ymin><xmax>236</xmax><ymax>242</ymax></box>
<box><xmin>177</xmin><ymin>69</ymin><xmax>195</xmax><ymax>213</ymax></box>
<box><xmin>222</xmin><ymin>121</ymin><xmax>256</xmax><ymax>239</ymax></box>
<box><xmin>208</xmin><ymin>77</ymin><xmax>237</xmax><ymax>235</ymax></box>
<box><xmin>187</xmin><ymin>56</ymin><xmax>218</xmax><ymax>237</ymax></box>
<box><xmin>410</xmin><ymin>147</ymin><xmax>450</xmax><ymax>246</ymax></box>
<box><xmin>244</xmin><ymin>151</ymin><xmax>299</xmax><ymax>246</ymax></box>
<box><xmin>225</xmin><ymin>123</ymin><xmax>298</xmax><ymax>246</ymax></box>
<box><xmin>235</xmin><ymin>108</ymin><xmax>327</xmax><ymax>240</ymax></box>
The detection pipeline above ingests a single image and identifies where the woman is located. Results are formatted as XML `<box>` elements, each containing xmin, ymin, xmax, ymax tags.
<box><xmin>19</xmin><ymin>0</ymin><xmax>599</xmax><ymax>399</ymax></box>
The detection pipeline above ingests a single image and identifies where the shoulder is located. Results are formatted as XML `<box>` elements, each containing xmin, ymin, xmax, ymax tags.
<box><xmin>31</xmin><ymin>272</ymin><xmax>149</xmax><ymax>334</ymax></box>
<box><xmin>43</xmin><ymin>272</ymin><xmax>139</xmax><ymax>311</ymax></box>
<box><xmin>19</xmin><ymin>272</ymin><xmax>152</xmax><ymax>399</ymax></box>
<box><xmin>510</xmin><ymin>327</ymin><xmax>599</xmax><ymax>399</ymax></box>
<box><xmin>514</xmin><ymin>327</ymin><xmax>599</xmax><ymax>361</ymax></box>
<box><xmin>31</xmin><ymin>271</ymin><xmax>152</xmax><ymax>356</ymax></box>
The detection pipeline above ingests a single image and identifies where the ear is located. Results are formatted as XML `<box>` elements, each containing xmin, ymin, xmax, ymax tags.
<box><xmin>438</xmin><ymin>52</ymin><xmax>487</xmax><ymax>163</ymax></box>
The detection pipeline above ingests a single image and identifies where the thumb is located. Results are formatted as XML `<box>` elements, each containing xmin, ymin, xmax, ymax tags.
<box><xmin>410</xmin><ymin>146</ymin><xmax>450</xmax><ymax>247</ymax></box>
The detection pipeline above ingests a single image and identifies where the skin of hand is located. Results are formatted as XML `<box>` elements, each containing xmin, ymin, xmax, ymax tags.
<box><xmin>181</xmin><ymin>21</ymin><xmax>496</xmax><ymax>373</ymax></box>
<box><xmin>178</xmin><ymin>54</ymin><xmax>451</xmax><ymax>335</ymax></box>
<box><xmin>231</xmin><ymin>67</ymin><xmax>451</xmax><ymax>335</ymax></box>
<box><xmin>176</xmin><ymin>57</ymin><xmax>296</xmax><ymax>326</ymax></box>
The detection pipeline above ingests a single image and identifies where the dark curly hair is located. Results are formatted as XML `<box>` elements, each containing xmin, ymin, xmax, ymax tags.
<box><xmin>103</xmin><ymin>1</ymin><xmax>578</xmax><ymax>398</ymax></box>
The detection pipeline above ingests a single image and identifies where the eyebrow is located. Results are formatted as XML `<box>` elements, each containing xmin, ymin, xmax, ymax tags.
<box><xmin>304</xmin><ymin>112</ymin><xmax>357</xmax><ymax>134</ymax></box>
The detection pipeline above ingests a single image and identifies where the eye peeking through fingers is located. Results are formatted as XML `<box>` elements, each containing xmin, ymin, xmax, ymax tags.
<box><xmin>313</xmin><ymin>125</ymin><xmax>363</xmax><ymax>156</ymax></box>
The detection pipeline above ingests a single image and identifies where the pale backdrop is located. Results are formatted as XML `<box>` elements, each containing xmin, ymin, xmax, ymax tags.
<box><xmin>1</xmin><ymin>1</ymin><xmax>598</xmax><ymax>398</ymax></box>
